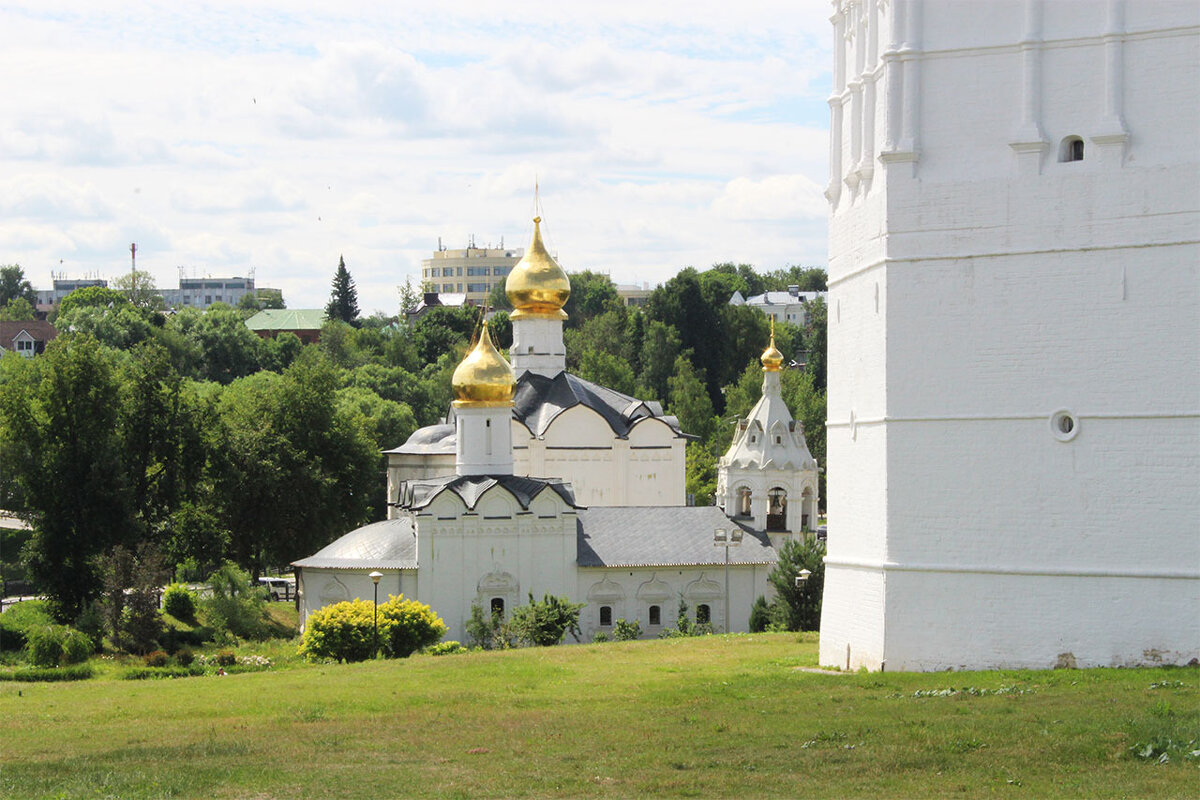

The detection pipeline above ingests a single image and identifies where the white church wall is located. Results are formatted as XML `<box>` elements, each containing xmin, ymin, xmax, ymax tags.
<box><xmin>576</xmin><ymin>565</ymin><xmax>771</xmax><ymax>642</ymax></box>
<box><xmin>297</xmin><ymin>568</ymin><xmax>414</xmax><ymax>629</ymax></box>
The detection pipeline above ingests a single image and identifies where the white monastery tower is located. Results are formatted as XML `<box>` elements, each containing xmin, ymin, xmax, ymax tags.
<box><xmin>819</xmin><ymin>0</ymin><xmax>1199</xmax><ymax>671</ymax></box>
<box><xmin>717</xmin><ymin>323</ymin><xmax>821</xmax><ymax>546</ymax></box>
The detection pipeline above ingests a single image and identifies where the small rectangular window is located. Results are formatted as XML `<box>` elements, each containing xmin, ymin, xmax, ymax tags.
<box><xmin>648</xmin><ymin>605</ymin><xmax>661</xmax><ymax>626</ymax></box>
<box><xmin>599</xmin><ymin>606</ymin><xmax>612</xmax><ymax>627</ymax></box>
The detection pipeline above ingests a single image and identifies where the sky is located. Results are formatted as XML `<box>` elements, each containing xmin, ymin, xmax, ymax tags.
<box><xmin>0</xmin><ymin>1</ymin><xmax>834</xmax><ymax>312</ymax></box>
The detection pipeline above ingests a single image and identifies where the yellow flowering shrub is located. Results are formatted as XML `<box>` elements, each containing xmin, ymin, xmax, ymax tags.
<box><xmin>299</xmin><ymin>595</ymin><xmax>447</xmax><ymax>662</ymax></box>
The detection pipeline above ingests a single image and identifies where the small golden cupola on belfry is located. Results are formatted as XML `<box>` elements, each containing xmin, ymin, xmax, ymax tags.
<box><xmin>451</xmin><ymin>321</ymin><xmax>516</xmax><ymax>407</ymax></box>
<box><xmin>505</xmin><ymin>216</ymin><xmax>571</xmax><ymax>320</ymax></box>
<box><xmin>761</xmin><ymin>319</ymin><xmax>785</xmax><ymax>372</ymax></box>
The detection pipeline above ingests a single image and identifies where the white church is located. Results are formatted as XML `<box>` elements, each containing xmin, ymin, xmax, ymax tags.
<box><xmin>294</xmin><ymin>218</ymin><xmax>821</xmax><ymax>644</ymax></box>
<box><xmin>819</xmin><ymin>0</ymin><xmax>1199</xmax><ymax>671</ymax></box>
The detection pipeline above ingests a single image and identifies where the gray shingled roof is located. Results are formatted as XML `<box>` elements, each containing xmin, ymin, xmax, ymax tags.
<box><xmin>513</xmin><ymin>371</ymin><xmax>687</xmax><ymax>439</ymax></box>
<box><xmin>397</xmin><ymin>474</ymin><xmax>578</xmax><ymax>512</ymax></box>
<box><xmin>386</xmin><ymin>370</ymin><xmax>690</xmax><ymax>454</ymax></box>
<box><xmin>292</xmin><ymin>518</ymin><xmax>417</xmax><ymax>570</ymax></box>
<box><xmin>576</xmin><ymin>506</ymin><xmax>776</xmax><ymax>568</ymax></box>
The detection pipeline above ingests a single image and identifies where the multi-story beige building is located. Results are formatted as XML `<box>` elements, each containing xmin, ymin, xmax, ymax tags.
<box><xmin>421</xmin><ymin>244</ymin><xmax>523</xmax><ymax>305</ymax></box>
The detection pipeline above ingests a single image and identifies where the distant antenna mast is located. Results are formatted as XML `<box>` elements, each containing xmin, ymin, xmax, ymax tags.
<box><xmin>130</xmin><ymin>242</ymin><xmax>136</xmax><ymax>271</ymax></box>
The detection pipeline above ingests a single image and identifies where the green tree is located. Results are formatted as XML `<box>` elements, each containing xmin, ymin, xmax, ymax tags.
<box><xmin>563</xmin><ymin>270</ymin><xmax>620</xmax><ymax>329</ymax></box>
<box><xmin>325</xmin><ymin>255</ymin><xmax>360</xmax><ymax>324</ymax></box>
<box><xmin>508</xmin><ymin>593</ymin><xmax>585</xmax><ymax>646</ymax></box>
<box><xmin>0</xmin><ymin>336</ymin><xmax>131</xmax><ymax>620</ymax></box>
<box><xmin>56</xmin><ymin>285</ymin><xmax>129</xmax><ymax>318</ymax></box>
<box><xmin>767</xmin><ymin>536</ymin><xmax>825</xmax><ymax>631</ymax></box>
<box><xmin>111</xmin><ymin>269</ymin><xmax>164</xmax><ymax>310</ymax></box>
<box><xmin>575</xmin><ymin>349</ymin><xmax>638</xmax><ymax>396</ymax></box>
<box><xmin>213</xmin><ymin>350</ymin><xmax>377</xmax><ymax>575</ymax></box>
<box><xmin>411</xmin><ymin>306</ymin><xmax>476</xmax><ymax>365</ymax></box>
<box><xmin>95</xmin><ymin>543</ymin><xmax>170</xmax><ymax>653</ymax></box>
<box><xmin>190</xmin><ymin>303</ymin><xmax>264</xmax><ymax>383</ymax></box>
<box><xmin>0</xmin><ymin>265</ymin><xmax>36</xmax><ymax>308</ymax></box>
<box><xmin>0</xmin><ymin>297</ymin><xmax>36</xmax><ymax>321</ymax></box>
<box><xmin>799</xmin><ymin>297</ymin><xmax>827</xmax><ymax>391</ymax></box>
<box><xmin>119</xmin><ymin>342</ymin><xmax>211</xmax><ymax>541</ymax></box>
<box><xmin>637</xmin><ymin>320</ymin><xmax>682</xmax><ymax>401</ymax></box>
<box><xmin>667</xmin><ymin>355</ymin><xmax>717</xmax><ymax>443</ymax></box>
<box><xmin>202</xmin><ymin>561</ymin><xmax>269</xmax><ymax>639</ymax></box>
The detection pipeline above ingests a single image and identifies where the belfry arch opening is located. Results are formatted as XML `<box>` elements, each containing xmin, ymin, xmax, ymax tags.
<box><xmin>767</xmin><ymin>487</ymin><xmax>788</xmax><ymax>532</ymax></box>
<box><xmin>737</xmin><ymin>487</ymin><xmax>752</xmax><ymax>518</ymax></box>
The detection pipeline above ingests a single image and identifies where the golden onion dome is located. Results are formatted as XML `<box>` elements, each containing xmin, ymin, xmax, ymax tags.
<box><xmin>451</xmin><ymin>321</ymin><xmax>516</xmax><ymax>407</ymax></box>
<box><xmin>506</xmin><ymin>216</ymin><xmax>570</xmax><ymax>319</ymax></box>
<box><xmin>761</xmin><ymin>320</ymin><xmax>784</xmax><ymax>372</ymax></box>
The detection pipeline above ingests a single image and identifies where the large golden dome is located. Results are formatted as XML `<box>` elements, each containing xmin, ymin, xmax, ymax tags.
<box><xmin>761</xmin><ymin>320</ymin><xmax>784</xmax><ymax>372</ymax></box>
<box><xmin>452</xmin><ymin>321</ymin><xmax>516</xmax><ymax>407</ymax></box>
<box><xmin>506</xmin><ymin>216</ymin><xmax>570</xmax><ymax>319</ymax></box>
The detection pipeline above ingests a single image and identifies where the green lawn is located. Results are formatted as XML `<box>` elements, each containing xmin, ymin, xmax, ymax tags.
<box><xmin>0</xmin><ymin>633</ymin><xmax>1196</xmax><ymax>799</ymax></box>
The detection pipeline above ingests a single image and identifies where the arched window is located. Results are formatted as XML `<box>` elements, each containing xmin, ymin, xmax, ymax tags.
<box><xmin>737</xmin><ymin>487</ymin><xmax>752</xmax><ymax>518</ymax></box>
<box><xmin>696</xmin><ymin>604</ymin><xmax>711</xmax><ymax>624</ymax></box>
<box><xmin>599</xmin><ymin>605</ymin><xmax>612</xmax><ymax>627</ymax></box>
<box><xmin>1060</xmin><ymin>136</ymin><xmax>1084</xmax><ymax>162</ymax></box>
<box><xmin>490</xmin><ymin>597</ymin><xmax>505</xmax><ymax>618</ymax></box>
<box><xmin>767</xmin><ymin>487</ymin><xmax>788</xmax><ymax>532</ymax></box>
<box><xmin>648</xmin><ymin>605</ymin><xmax>661</xmax><ymax>626</ymax></box>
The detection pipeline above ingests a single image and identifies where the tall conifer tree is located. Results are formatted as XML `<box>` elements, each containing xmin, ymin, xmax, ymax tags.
<box><xmin>325</xmin><ymin>255</ymin><xmax>360</xmax><ymax>324</ymax></box>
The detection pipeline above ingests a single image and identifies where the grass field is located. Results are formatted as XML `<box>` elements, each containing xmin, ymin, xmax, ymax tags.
<box><xmin>1</xmin><ymin>632</ymin><xmax>1196</xmax><ymax>799</ymax></box>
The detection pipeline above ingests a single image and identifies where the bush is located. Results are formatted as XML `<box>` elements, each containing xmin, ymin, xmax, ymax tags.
<box><xmin>592</xmin><ymin>631</ymin><xmax>610</xmax><ymax>643</ymax></box>
<box><xmin>0</xmin><ymin>664</ymin><xmax>94</xmax><ymax>682</ymax></box>
<box><xmin>378</xmin><ymin>594</ymin><xmax>447</xmax><ymax>658</ymax></box>
<box><xmin>612</xmin><ymin>618</ymin><xmax>642</xmax><ymax>641</ymax></box>
<box><xmin>25</xmin><ymin>625</ymin><xmax>95</xmax><ymax>667</ymax></box>
<box><xmin>175</xmin><ymin>647</ymin><xmax>195</xmax><ymax>666</ymax></box>
<box><xmin>202</xmin><ymin>563</ymin><xmax>268</xmax><ymax>640</ymax></box>
<box><xmin>0</xmin><ymin>616</ymin><xmax>28</xmax><ymax>652</ymax></box>
<box><xmin>508</xmin><ymin>594</ymin><xmax>585</xmax><ymax>647</ymax></box>
<box><xmin>215</xmin><ymin>649</ymin><xmax>237</xmax><ymax>667</ymax></box>
<box><xmin>298</xmin><ymin>600</ymin><xmax>375</xmax><ymax>663</ymax></box>
<box><xmin>162</xmin><ymin>584</ymin><xmax>198</xmax><ymax>622</ymax></box>
<box><xmin>465</xmin><ymin>603</ymin><xmax>510</xmax><ymax>650</ymax></box>
<box><xmin>425</xmin><ymin>641</ymin><xmax>468</xmax><ymax>656</ymax></box>
<box><xmin>122</xmin><ymin>665</ymin><xmax>204</xmax><ymax>680</ymax></box>
<box><xmin>143</xmin><ymin>650</ymin><xmax>169</xmax><ymax>667</ymax></box>
<box><xmin>299</xmin><ymin>595</ymin><xmax>446</xmax><ymax>663</ymax></box>
<box><xmin>60</xmin><ymin>628</ymin><xmax>93</xmax><ymax>665</ymax></box>
<box><xmin>749</xmin><ymin>595</ymin><xmax>772</xmax><ymax>633</ymax></box>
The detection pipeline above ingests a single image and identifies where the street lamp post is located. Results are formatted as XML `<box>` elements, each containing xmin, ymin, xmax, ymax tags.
<box><xmin>713</xmin><ymin>528</ymin><xmax>744</xmax><ymax>633</ymax></box>
<box><xmin>369</xmin><ymin>571</ymin><xmax>383</xmax><ymax>659</ymax></box>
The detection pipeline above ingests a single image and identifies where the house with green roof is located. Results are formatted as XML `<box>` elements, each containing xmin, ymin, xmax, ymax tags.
<box><xmin>244</xmin><ymin>309</ymin><xmax>326</xmax><ymax>344</ymax></box>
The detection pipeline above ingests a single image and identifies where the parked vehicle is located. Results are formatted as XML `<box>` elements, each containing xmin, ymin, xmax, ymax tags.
<box><xmin>258</xmin><ymin>576</ymin><xmax>295</xmax><ymax>602</ymax></box>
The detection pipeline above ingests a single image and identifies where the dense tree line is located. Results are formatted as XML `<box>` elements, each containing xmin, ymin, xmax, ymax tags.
<box><xmin>0</xmin><ymin>259</ymin><xmax>825</xmax><ymax>627</ymax></box>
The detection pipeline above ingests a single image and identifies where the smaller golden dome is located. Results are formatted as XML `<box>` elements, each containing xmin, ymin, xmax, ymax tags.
<box><xmin>506</xmin><ymin>216</ymin><xmax>570</xmax><ymax>320</ymax></box>
<box><xmin>761</xmin><ymin>320</ymin><xmax>784</xmax><ymax>372</ymax></box>
<box><xmin>452</xmin><ymin>321</ymin><xmax>516</xmax><ymax>407</ymax></box>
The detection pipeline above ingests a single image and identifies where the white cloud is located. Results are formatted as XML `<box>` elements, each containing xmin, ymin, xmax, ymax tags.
<box><xmin>0</xmin><ymin>1</ymin><xmax>835</xmax><ymax>306</ymax></box>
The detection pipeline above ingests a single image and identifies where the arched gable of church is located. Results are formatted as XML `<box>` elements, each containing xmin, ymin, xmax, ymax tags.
<box><xmin>540</xmin><ymin>404</ymin><xmax>615</xmax><ymax>448</ymax></box>
<box><xmin>528</xmin><ymin>489</ymin><xmax>562</xmax><ymax>519</ymax></box>
<box><xmin>473</xmin><ymin>485</ymin><xmax>518</xmax><ymax>519</ymax></box>
<box><xmin>424</xmin><ymin>491</ymin><xmax>467</xmax><ymax>519</ymax></box>
<box><xmin>626</xmin><ymin>416</ymin><xmax>679</xmax><ymax>447</ymax></box>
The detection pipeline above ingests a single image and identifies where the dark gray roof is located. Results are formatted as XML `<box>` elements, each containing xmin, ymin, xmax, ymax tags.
<box><xmin>397</xmin><ymin>474</ymin><xmax>578</xmax><ymax>512</ymax></box>
<box><xmin>514</xmin><ymin>371</ymin><xmax>687</xmax><ymax>438</ymax></box>
<box><xmin>576</xmin><ymin>506</ymin><xmax>777</xmax><ymax>568</ymax></box>
<box><xmin>292</xmin><ymin>518</ymin><xmax>417</xmax><ymax>570</ymax></box>
<box><xmin>387</xmin><ymin>370</ymin><xmax>690</xmax><ymax>454</ymax></box>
